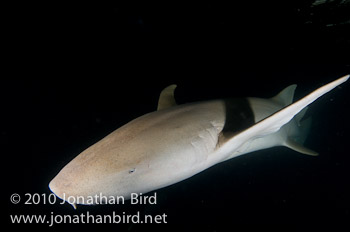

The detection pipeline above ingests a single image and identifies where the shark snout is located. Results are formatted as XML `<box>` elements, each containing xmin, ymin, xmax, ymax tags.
<box><xmin>48</xmin><ymin>177</ymin><xmax>65</xmax><ymax>201</ymax></box>
<box><xmin>49</xmin><ymin>177</ymin><xmax>80</xmax><ymax>209</ymax></box>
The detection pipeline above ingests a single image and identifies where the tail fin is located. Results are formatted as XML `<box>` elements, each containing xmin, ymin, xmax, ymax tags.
<box><xmin>272</xmin><ymin>102</ymin><xmax>318</xmax><ymax>156</ymax></box>
<box><xmin>284</xmin><ymin>137</ymin><xmax>318</xmax><ymax>156</ymax></box>
<box><xmin>284</xmin><ymin>114</ymin><xmax>318</xmax><ymax>156</ymax></box>
<box><xmin>220</xmin><ymin>75</ymin><xmax>349</xmax><ymax>159</ymax></box>
<box><xmin>297</xmin><ymin>116</ymin><xmax>312</xmax><ymax>144</ymax></box>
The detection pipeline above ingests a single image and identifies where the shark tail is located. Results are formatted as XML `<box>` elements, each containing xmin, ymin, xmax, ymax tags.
<box><xmin>220</xmin><ymin>75</ymin><xmax>349</xmax><ymax>160</ymax></box>
<box><xmin>271</xmin><ymin>82</ymin><xmax>317</xmax><ymax>156</ymax></box>
<box><xmin>284</xmin><ymin>112</ymin><xmax>318</xmax><ymax>156</ymax></box>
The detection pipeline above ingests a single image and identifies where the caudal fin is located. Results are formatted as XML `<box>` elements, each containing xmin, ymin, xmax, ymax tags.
<box><xmin>283</xmin><ymin>107</ymin><xmax>318</xmax><ymax>156</ymax></box>
<box><xmin>220</xmin><ymin>75</ymin><xmax>349</xmax><ymax>159</ymax></box>
<box><xmin>284</xmin><ymin>137</ymin><xmax>318</xmax><ymax>156</ymax></box>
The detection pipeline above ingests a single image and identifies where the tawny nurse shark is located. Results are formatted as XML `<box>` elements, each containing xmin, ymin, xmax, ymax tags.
<box><xmin>49</xmin><ymin>75</ymin><xmax>349</xmax><ymax>208</ymax></box>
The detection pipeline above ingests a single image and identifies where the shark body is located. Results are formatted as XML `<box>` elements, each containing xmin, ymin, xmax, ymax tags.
<box><xmin>49</xmin><ymin>75</ymin><xmax>349</xmax><ymax>207</ymax></box>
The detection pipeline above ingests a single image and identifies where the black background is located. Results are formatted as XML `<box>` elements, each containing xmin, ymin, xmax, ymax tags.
<box><xmin>4</xmin><ymin>2</ymin><xmax>350</xmax><ymax>231</ymax></box>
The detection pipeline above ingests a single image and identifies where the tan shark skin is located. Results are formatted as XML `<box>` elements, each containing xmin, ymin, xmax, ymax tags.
<box><xmin>49</xmin><ymin>75</ymin><xmax>349</xmax><ymax>207</ymax></box>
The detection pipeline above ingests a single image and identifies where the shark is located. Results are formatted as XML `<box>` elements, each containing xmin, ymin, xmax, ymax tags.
<box><xmin>49</xmin><ymin>75</ymin><xmax>349</xmax><ymax>208</ymax></box>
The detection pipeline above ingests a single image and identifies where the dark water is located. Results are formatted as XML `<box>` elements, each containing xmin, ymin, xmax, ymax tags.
<box><xmin>4</xmin><ymin>3</ymin><xmax>350</xmax><ymax>231</ymax></box>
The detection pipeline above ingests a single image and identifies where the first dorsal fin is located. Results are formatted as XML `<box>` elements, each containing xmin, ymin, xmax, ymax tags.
<box><xmin>271</xmin><ymin>84</ymin><xmax>297</xmax><ymax>106</ymax></box>
<box><xmin>157</xmin><ymin>84</ymin><xmax>177</xmax><ymax>110</ymax></box>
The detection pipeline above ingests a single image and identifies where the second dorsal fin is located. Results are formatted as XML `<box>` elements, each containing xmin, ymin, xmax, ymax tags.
<box><xmin>157</xmin><ymin>84</ymin><xmax>177</xmax><ymax>110</ymax></box>
<box><xmin>271</xmin><ymin>84</ymin><xmax>297</xmax><ymax>106</ymax></box>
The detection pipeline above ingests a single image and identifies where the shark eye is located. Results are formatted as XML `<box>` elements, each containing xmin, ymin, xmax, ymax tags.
<box><xmin>129</xmin><ymin>168</ymin><xmax>136</xmax><ymax>174</ymax></box>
